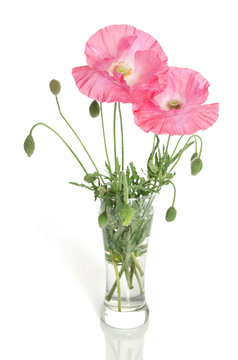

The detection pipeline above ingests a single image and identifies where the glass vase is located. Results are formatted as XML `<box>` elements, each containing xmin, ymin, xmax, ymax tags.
<box><xmin>100</xmin><ymin>194</ymin><xmax>157</xmax><ymax>329</ymax></box>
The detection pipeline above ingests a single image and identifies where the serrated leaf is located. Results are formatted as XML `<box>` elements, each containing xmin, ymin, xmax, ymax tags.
<box><xmin>69</xmin><ymin>182</ymin><xmax>94</xmax><ymax>191</ymax></box>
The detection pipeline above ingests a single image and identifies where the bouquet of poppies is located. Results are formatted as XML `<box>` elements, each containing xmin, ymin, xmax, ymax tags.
<box><xmin>24</xmin><ymin>25</ymin><xmax>218</xmax><ymax>312</ymax></box>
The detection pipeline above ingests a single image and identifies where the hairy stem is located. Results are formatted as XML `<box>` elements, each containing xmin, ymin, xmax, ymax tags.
<box><xmin>30</xmin><ymin>122</ymin><xmax>91</xmax><ymax>180</ymax></box>
<box><xmin>165</xmin><ymin>135</ymin><xmax>171</xmax><ymax>153</ymax></box>
<box><xmin>167</xmin><ymin>180</ymin><xmax>177</xmax><ymax>206</ymax></box>
<box><xmin>55</xmin><ymin>96</ymin><xmax>104</xmax><ymax>183</ymax></box>
<box><xmin>118</xmin><ymin>103</ymin><xmax>124</xmax><ymax>171</ymax></box>
<box><xmin>169</xmin><ymin>135</ymin><xmax>203</xmax><ymax>173</ymax></box>
<box><xmin>113</xmin><ymin>103</ymin><xmax>118</xmax><ymax>176</ymax></box>
<box><xmin>171</xmin><ymin>135</ymin><xmax>184</xmax><ymax>158</ymax></box>
<box><xmin>100</xmin><ymin>103</ymin><xmax>112</xmax><ymax>174</ymax></box>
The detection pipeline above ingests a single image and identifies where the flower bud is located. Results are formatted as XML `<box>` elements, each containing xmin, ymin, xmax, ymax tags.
<box><xmin>84</xmin><ymin>172</ymin><xmax>98</xmax><ymax>183</ymax></box>
<box><xmin>165</xmin><ymin>206</ymin><xmax>177</xmax><ymax>222</ymax></box>
<box><xmin>191</xmin><ymin>152</ymin><xmax>198</xmax><ymax>161</ymax></box>
<box><xmin>98</xmin><ymin>211</ymin><xmax>108</xmax><ymax>228</ymax></box>
<box><xmin>120</xmin><ymin>204</ymin><xmax>133</xmax><ymax>226</ymax></box>
<box><xmin>24</xmin><ymin>134</ymin><xmax>35</xmax><ymax>157</ymax></box>
<box><xmin>98</xmin><ymin>186</ymin><xmax>106</xmax><ymax>195</ymax></box>
<box><xmin>89</xmin><ymin>100</ymin><xmax>100</xmax><ymax>118</ymax></box>
<box><xmin>49</xmin><ymin>79</ymin><xmax>61</xmax><ymax>96</ymax></box>
<box><xmin>191</xmin><ymin>158</ymin><xmax>203</xmax><ymax>176</ymax></box>
<box><xmin>110</xmin><ymin>182</ymin><xmax>118</xmax><ymax>193</ymax></box>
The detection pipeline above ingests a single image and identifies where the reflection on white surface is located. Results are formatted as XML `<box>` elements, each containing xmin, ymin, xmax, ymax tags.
<box><xmin>101</xmin><ymin>320</ymin><xmax>149</xmax><ymax>360</ymax></box>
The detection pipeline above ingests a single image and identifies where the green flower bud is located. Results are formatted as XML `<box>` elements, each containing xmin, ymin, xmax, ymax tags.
<box><xmin>98</xmin><ymin>211</ymin><xmax>108</xmax><ymax>228</ymax></box>
<box><xmin>120</xmin><ymin>204</ymin><xmax>133</xmax><ymax>227</ymax></box>
<box><xmin>165</xmin><ymin>172</ymin><xmax>174</xmax><ymax>180</ymax></box>
<box><xmin>49</xmin><ymin>79</ymin><xmax>61</xmax><ymax>96</ymax></box>
<box><xmin>89</xmin><ymin>100</ymin><xmax>100</xmax><ymax>118</ymax></box>
<box><xmin>166</xmin><ymin>206</ymin><xmax>177</xmax><ymax>222</ymax></box>
<box><xmin>98</xmin><ymin>186</ymin><xmax>106</xmax><ymax>195</ymax></box>
<box><xmin>84</xmin><ymin>172</ymin><xmax>99</xmax><ymax>183</ymax></box>
<box><xmin>24</xmin><ymin>134</ymin><xmax>35</xmax><ymax>157</ymax></box>
<box><xmin>191</xmin><ymin>152</ymin><xmax>198</xmax><ymax>161</ymax></box>
<box><xmin>110</xmin><ymin>182</ymin><xmax>118</xmax><ymax>193</ymax></box>
<box><xmin>191</xmin><ymin>157</ymin><xmax>203</xmax><ymax>176</ymax></box>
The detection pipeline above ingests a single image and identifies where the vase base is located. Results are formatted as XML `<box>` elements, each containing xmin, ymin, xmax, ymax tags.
<box><xmin>100</xmin><ymin>303</ymin><xmax>149</xmax><ymax>329</ymax></box>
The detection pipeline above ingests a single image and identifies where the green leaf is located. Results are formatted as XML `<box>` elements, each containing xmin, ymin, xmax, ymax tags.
<box><xmin>49</xmin><ymin>79</ymin><xmax>61</xmax><ymax>96</ymax></box>
<box><xmin>98</xmin><ymin>211</ymin><xmax>108</xmax><ymax>228</ymax></box>
<box><xmin>89</xmin><ymin>100</ymin><xmax>100</xmax><ymax>118</ymax></box>
<box><xmin>120</xmin><ymin>204</ymin><xmax>133</xmax><ymax>227</ymax></box>
<box><xmin>69</xmin><ymin>182</ymin><xmax>94</xmax><ymax>190</ymax></box>
<box><xmin>148</xmin><ymin>160</ymin><xmax>159</xmax><ymax>175</ymax></box>
<box><xmin>24</xmin><ymin>134</ymin><xmax>35</xmax><ymax>157</ymax></box>
<box><xmin>165</xmin><ymin>206</ymin><xmax>177</xmax><ymax>222</ymax></box>
<box><xmin>191</xmin><ymin>158</ymin><xmax>203</xmax><ymax>176</ymax></box>
<box><xmin>129</xmin><ymin>162</ymin><xmax>140</xmax><ymax>181</ymax></box>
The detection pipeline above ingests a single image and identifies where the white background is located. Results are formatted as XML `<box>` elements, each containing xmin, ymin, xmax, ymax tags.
<box><xmin>0</xmin><ymin>0</ymin><xmax>238</xmax><ymax>359</ymax></box>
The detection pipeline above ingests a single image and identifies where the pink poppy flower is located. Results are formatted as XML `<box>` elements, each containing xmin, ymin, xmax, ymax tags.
<box><xmin>133</xmin><ymin>67</ymin><xmax>219</xmax><ymax>135</ymax></box>
<box><xmin>72</xmin><ymin>25</ymin><xmax>168</xmax><ymax>104</ymax></box>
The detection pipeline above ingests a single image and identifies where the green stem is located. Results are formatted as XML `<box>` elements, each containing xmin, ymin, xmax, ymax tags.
<box><xmin>131</xmin><ymin>253</ymin><xmax>144</xmax><ymax>277</ymax></box>
<box><xmin>169</xmin><ymin>135</ymin><xmax>203</xmax><ymax>173</ymax></box>
<box><xmin>29</xmin><ymin>122</ymin><xmax>91</xmax><ymax>179</ymax></box>
<box><xmin>105</xmin><ymin>257</ymin><xmax>129</xmax><ymax>302</ymax></box>
<box><xmin>119</xmin><ymin>171</ymin><xmax>129</xmax><ymax>204</ymax></box>
<box><xmin>100</xmin><ymin>103</ymin><xmax>112</xmax><ymax>174</ymax></box>
<box><xmin>134</xmin><ymin>267</ymin><xmax>143</xmax><ymax>294</ymax></box>
<box><xmin>113</xmin><ymin>103</ymin><xmax>118</xmax><ymax>176</ymax></box>
<box><xmin>196</xmin><ymin>135</ymin><xmax>203</xmax><ymax>157</ymax></box>
<box><xmin>55</xmin><ymin>97</ymin><xmax>104</xmax><ymax>183</ymax></box>
<box><xmin>125</xmin><ymin>265</ymin><xmax>132</xmax><ymax>289</ymax></box>
<box><xmin>171</xmin><ymin>135</ymin><xmax>184</xmax><ymax>158</ymax></box>
<box><xmin>167</xmin><ymin>180</ymin><xmax>176</xmax><ymax>206</ymax></box>
<box><xmin>129</xmin><ymin>263</ymin><xmax>135</xmax><ymax>289</ymax></box>
<box><xmin>118</xmin><ymin>103</ymin><xmax>124</xmax><ymax>171</ymax></box>
<box><xmin>165</xmin><ymin>135</ymin><xmax>171</xmax><ymax>153</ymax></box>
<box><xmin>109</xmin><ymin>250</ymin><xmax>121</xmax><ymax>311</ymax></box>
<box><xmin>152</xmin><ymin>135</ymin><xmax>156</xmax><ymax>154</ymax></box>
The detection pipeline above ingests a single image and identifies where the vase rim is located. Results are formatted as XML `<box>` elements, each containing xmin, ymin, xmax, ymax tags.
<box><xmin>99</xmin><ymin>192</ymin><xmax>159</xmax><ymax>203</ymax></box>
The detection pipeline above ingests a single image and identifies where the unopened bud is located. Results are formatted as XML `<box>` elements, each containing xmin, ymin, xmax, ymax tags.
<box><xmin>165</xmin><ymin>206</ymin><xmax>177</xmax><ymax>222</ymax></box>
<box><xmin>49</xmin><ymin>79</ymin><xmax>61</xmax><ymax>96</ymax></box>
<box><xmin>191</xmin><ymin>152</ymin><xmax>198</xmax><ymax>161</ymax></box>
<box><xmin>84</xmin><ymin>172</ymin><xmax>99</xmax><ymax>183</ymax></box>
<box><xmin>24</xmin><ymin>134</ymin><xmax>35</xmax><ymax>157</ymax></box>
<box><xmin>98</xmin><ymin>211</ymin><xmax>108</xmax><ymax>228</ymax></box>
<box><xmin>98</xmin><ymin>186</ymin><xmax>106</xmax><ymax>195</ymax></box>
<box><xmin>89</xmin><ymin>100</ymin><xmax>100</xmax><ymax>118</ymax></box>
<box><xmin>191</xmin><ymin>158</ymin><xmax>203</xmax><ymax>176</ymax></box>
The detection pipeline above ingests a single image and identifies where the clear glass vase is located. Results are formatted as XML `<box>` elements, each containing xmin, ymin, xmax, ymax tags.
<box><xmin>100</xmin><ymin>194</ymin><xmax>157</xmax><ymax>329</ymax></box>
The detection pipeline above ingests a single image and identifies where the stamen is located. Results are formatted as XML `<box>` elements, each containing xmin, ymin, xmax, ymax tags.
<box><xmin>168</xmin><ymin>99</ymin><xmax>182</xmax><ymax>110</ymax></box>
<box><xmin>109</xmin><ymin>61</ymin><xmax>133</xmax><ymax>79</ymax></box>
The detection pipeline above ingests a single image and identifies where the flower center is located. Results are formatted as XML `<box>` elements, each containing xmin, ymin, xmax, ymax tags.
<box><xmin>109</xmin><ymin>61</ymin><xmax>133</xmax><ymax>79</ymax></box>
<box><xmin>167</xmin><ymin>99</ymin><xmax>182</xmax><ymax>110</ymax></box>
